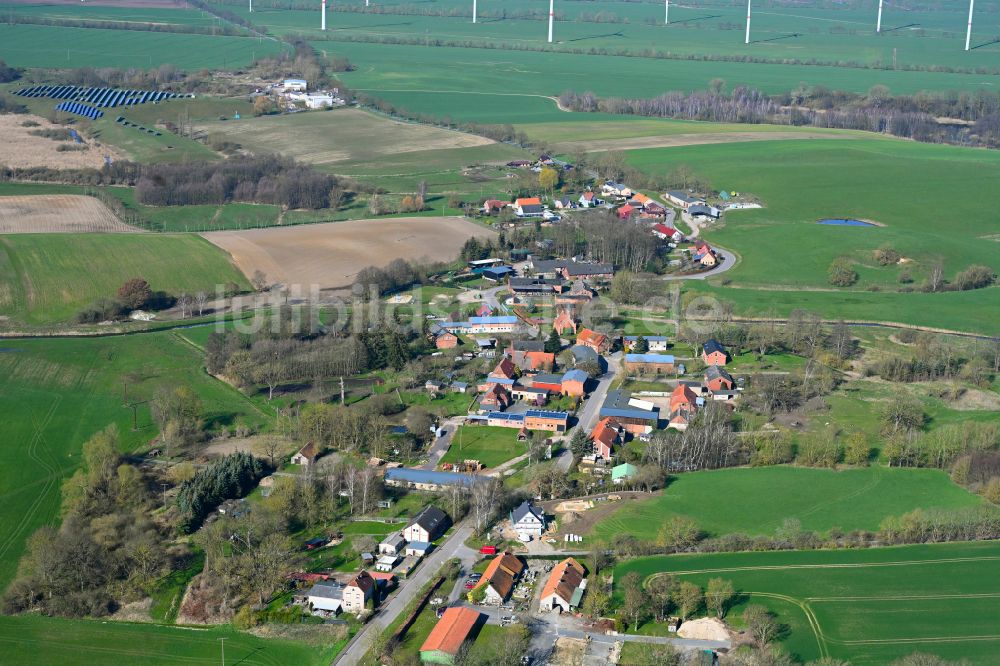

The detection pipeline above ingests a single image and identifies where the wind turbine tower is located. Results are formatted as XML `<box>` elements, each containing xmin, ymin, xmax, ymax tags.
<box><xmin>665</xmin><ymin>0</ymin><xmax>669</xmax><ymax>25</ymax></box>
<box><xmin>876</xmin><ymin>0</ymin><xmax>883</xmax><ymax>33</ymax></box>
<box><xmin>965</xmin><ymin>0</ymin><xmax>975</xmax><ymax>50</ymax></box>
<box><xmin>745</xmin><ymin>0</ymin><xmax>752</xmax><ymax>44</ymax></box>
<box><xmin>321</xmin><ymin>0</ymin><xmax>327</xmax><ymax>31</ymax></box>
<box><xmin>473</xmin><ymin>0</ymin><xmax>477</xmax><ymax>23</ymax></box>
<box><xmin>548</xmin><ymin>0</ymin><xmax>554</xmax><ymax>43</ymax></box>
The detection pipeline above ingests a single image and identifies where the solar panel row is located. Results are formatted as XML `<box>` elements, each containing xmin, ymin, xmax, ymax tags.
<box><xmin>55</xmin><ymin>101</ymin><xmax>104</xmax><ymax>120</ymax></box>
<box><xmin>13</xmin><ymin>86</ymin><xmax>186</xmax><ymax>109</ymax></box>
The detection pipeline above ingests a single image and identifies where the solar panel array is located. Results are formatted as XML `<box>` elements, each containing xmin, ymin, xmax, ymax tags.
<box><xmin>55</xmin><ymin>101</ymin><xmax>103</xmax><ymax>120</ymax></box>
<box><xmin>13</xmin><ymin>85</ymin><xmax>187</xmax><ymax>109</ymax></box>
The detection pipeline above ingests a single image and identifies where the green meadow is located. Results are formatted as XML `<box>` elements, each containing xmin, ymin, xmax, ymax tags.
<box><xmin>227</xmin><ymin>1</ymin><xmax>1000</xmax><ymax>71</ymax></box>
<box><xmin>591</xmin><ymin>466</ymin><xmax>983</xmax><ymax>543</ymax></box>
<box><xmin>0</xmin><ymin>333</ymin><xmax>267</xmax><ymax>588</ymax></box>
<box><xmin>0</xmin><ymin>615</ymin><xmax>338</xmax><ymax>665</ymax></box>
<box><xmin>0</xmin><ymin>234</ymin><xmax>249</xmax><ymax>325</ymax></box>
<box><xmin>614</xmin><ymin>541</ymin><xmax>1000</xmax><ymax>664</ymax></box>
<box><xmin>617</xmin><ymin>137</ymin><xmax>1000</xmax><ymax>334</ymax></box>
<box><xmin>442</xmin><ymin>425</ymin><xmax>530</xmax><ymax>468</ymax></box>
<box><xmin>330</xmin><ymin>40</ymin><xmax>1000</xmax><ymax>124</ymax></box>
<box><xmin>0</xmin><ymin>23</ymin><xmax>282</xmax><ymax>70</ymax></box>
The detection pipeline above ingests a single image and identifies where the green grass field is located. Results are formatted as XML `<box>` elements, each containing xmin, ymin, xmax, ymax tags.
<box><xmin>0</xmin><ymin>333</ymin><xmax>267</xmax><ymax>588</ymax></box>
<box><xmin>614</xmin><ymin>541</ymin><xmax>1000</xmax><ymax>664</ymax></box>
<box><xmin>0</xmin><ymin>234</ymin><xmax>249</xmax><ymax>324</ymax></box>
<box><xmin>330</xmin><ymin>40</ymin><xmax>1000</xmax><ymax>125</ymax></box>
<box><xmin>591</xmin><ymin>466</ymin><xmax>983</xmax><ymax>542</ymax></box>
<box><xmin>441</xmin><ymin>424</ymin><xmax>530</xmax><ymax>468</ymax></box>
<box><xmin>225</xmin><ymin>2</ymin><xmax>1000</xmax><ymax>73</ymax></box>
<box><xmin>615</xmin><ymin>136</ymin><xmax>1000</xmax><ymax>335</ymax></box>
<box><xmin>0</xmin><ymin>615</ymin><xmax>337</xmax><ymax>665</ymax></box>
<box><xmin>0</xmin><ymin>23</ymin><xmax>283</xmax><ymax>70</ymax></box>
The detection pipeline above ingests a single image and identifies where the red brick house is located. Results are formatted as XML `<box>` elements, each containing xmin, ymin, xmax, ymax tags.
<box><xmin>435</xmin><ymin>331</ymin><xmax>459</xmax><ymax>349</ymax></box>
<box><xmin>480</xmin><ymin>383</ymin><xmax>513</xmax><ymax>410</ymax></box>
<box><xmin>670</xmin><ymin>384</ymin><xmax>698</xmax><ymax>413</ymax></box>
<box><xmin>590</xmin><ymin>417</ymin><xmax>623</xmax><ymax>459</ymax></box>
<box><xmin>705</xmin><ymin>365</ymin><xmax>734</xmax><ymax>392</ymax></box>
<box><xmin>577</xmin><ymin>328</ymin><xmax>611</xmax><ymax>354</ymax></box>
<box><xmin>702</xmin><ymin>339</ymin><xmax>729</xmax><ymax>366</ymax></box>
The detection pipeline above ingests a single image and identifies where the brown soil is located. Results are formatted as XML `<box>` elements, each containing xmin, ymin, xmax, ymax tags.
<box><xmin>0</xmin><ymin>195</ymin><xmax>139</xmax><ymax>233</ymax></box>
<box><xmin>0</xmin><ymin>114</ymin><xmax>122</xmax><ymax>170</ymax></box>
<box><xmin>203</xmin><ymin>216</ymin><xmax>496</xmax><ymax>290</ymax></box>
<box><xmin>558</xmin><ymin>131</ymin><xmax>853</xmax><ymax>153</ymax></box>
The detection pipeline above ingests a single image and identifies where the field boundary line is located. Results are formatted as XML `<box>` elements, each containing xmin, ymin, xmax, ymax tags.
<box><xmin>656</xmin><ymin>555</ymin><xmax>1000</xmax><ymax>576</ymax></box>
<box><xmin>809</xmin><ymin>592</ymin><xmax>1000</xmax><ymax>602</ymax></box>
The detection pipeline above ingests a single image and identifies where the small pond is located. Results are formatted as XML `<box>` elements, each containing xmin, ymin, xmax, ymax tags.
<box><xmin>817</xmin><ymin>218</ymin><xmax>876</xmax><ymax>227</ymax></box>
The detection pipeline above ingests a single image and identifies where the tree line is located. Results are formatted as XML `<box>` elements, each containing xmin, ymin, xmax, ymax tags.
<box><xmin>559</xmin><ymin>85</ymin><xmax>1000</xmax><ymax>149</ymax></box>
<box><xmin>135</xmin><ymin>155</ymin><xmax>337</xmax><ymax>209</ymax></box>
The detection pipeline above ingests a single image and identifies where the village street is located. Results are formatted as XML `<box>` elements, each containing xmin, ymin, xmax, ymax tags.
<box><xmin>334</xmin><ymin>522</ymin><xmax>478</xmax><ymax>665</ymax></box>
<box><xmin>557</xmin><ymin>351</ymin><xmax>622</xmax><ymax>473</ymax></box>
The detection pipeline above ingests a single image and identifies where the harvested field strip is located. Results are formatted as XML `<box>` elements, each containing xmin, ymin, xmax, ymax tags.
<box><xmin>0</xmin><ymin>195</ymin><xmax>138</xmax><ymax>233</ymax></box>
<box><xmin>203</xmin><ymin>216</ymin><xmax>496</xmax><ymax>290</ymax></box>
<box><xmin>649</xmin><ymin>555</ymin><xmax>1000</xmax><ymax>576</ymax></box>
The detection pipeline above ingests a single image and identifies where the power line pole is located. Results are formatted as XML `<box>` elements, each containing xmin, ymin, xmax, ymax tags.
<box><xmin>219</xmin><ymin>637</ymin><xmax>226</xmax><ymax>666</ymax></box>
<box><xmin>340</xmin><ymin>376</ymin><xmax>345</xmax><ymax>405</ymax></box>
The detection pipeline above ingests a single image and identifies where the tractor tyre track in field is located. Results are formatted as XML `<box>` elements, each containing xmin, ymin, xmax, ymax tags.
<box><xmin>0</xmin><ymin>395</ymin><xmax>61</xmax><ymax>560</ymax></box>
<box><xmin>745</xmin><ymin>591</ymin><xmax>829</xmax><ymax>659</ymax></box>
<box><xmin>644</xmin><ymin>555</ymin><xmax>1000</xmax><ymax>577</ymax></box>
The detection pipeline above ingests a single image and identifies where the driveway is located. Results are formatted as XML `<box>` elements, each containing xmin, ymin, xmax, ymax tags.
<box><xmin>420</xmin><ymin>416</ymin><xmax>465</xmax><ymax>470</ymax></box>
<box><xmin>556</xmin><ymin>352</ymin><xmax>622</xmax><ymax>473</ymax></box>
<box><xmin>333</xmin><ymin>522</ymin><xmax>478</xmax><ymax>665</ymax></box>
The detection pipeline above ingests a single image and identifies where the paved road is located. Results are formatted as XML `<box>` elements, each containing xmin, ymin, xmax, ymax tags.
<box><xmin>556</xmin><ymin>352</ymin><xmax>622</xmax><ymax>473</ymax></box>
<box><xmin>419</xmin><ymin>416</ymin><xmax>465</xmax><ymax>470</ymax></box>
<box><xmin>333</xmin><ymin>522</ymin><xmax>477</xmax><ymax>665</ymax></box>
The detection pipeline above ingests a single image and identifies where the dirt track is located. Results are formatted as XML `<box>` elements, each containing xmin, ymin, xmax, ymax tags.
<box><xmin>203</xmin><ymin>216</ymin><xmax>496</xmax><ymax>290</ymax></box>
<box><xmin>0</xmin><ymin>195</ymin><xmax>138</xmax><ymax>233</ymax></box>
<box><xmin>558</xmin><ymin>131</ymin><xmax>853</xmax><ymax>153</ymax></box>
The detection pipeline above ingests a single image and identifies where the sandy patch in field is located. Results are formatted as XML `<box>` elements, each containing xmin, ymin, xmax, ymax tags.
<box><xmin>203</xmin><ymin>216</ymin><xmax>496</xmax><ymax>290</ymax></box>
<box><xmin>555</xmin><ymin>499</ymin><xmax>595</xmax><ymax>513</ymax></box>
<box><xmin>0</xmin><ymin>195</ymin><xmax>139</xmax><ymax>233</ymax></box>
<box><xmin>0</xmin><ymin>114</ymin><xmax>121</xmax><ymax>170</ymax></box>
<box><xmin>558</xmin><ymin>131</ymin><xmax>852</xmax><ymax>153</ymax></box>
<box><xmin>677</xmin><ymin>617</ymin><xmax>730</xmax><ymax>641</ymax></box>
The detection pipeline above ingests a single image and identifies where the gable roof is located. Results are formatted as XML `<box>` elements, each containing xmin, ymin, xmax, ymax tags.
<box><xmin>295</xmin><ymin>442</ymin><xmax>318</xmax><ymax>460</ymax></box>
<box><xmin>522</xmin><ymin>351</ymin><xmax>555</xmax><ymax>370</ymax></box>
<box><xmin>347</xmin><ymin>570</ymin><xmax>375</xmax><ymax>595</ymax></box>
<box><xmin>625</xmin><ymin>353</ymin><xmax>676</xmax><ymax>364</ymax></box>
<box><xmin>384</xmin><ymin>467</ymin><xmax>486</xmax><ymax>488</ymax></box>
<box><xmin>653</xmin><ymin>223</ymin><xmax>679</xmax><ymax>236</ymax></box>
<box><xmin>577</xmin><ymin>328</ymin><xmax>608</xmax><ymax>347</ymax></box>
<box><xmin>307</xmin><ymin>581</ymin><xmax>344</xmax><ymax>599</ymax></box>
<box><xmin>561</xmin><ymin>368</ymin><xmax>588</xmax><ymax>384</ymax></box>
<box><xmin>408</xmin><ymin>505</ymin><xmax>449</xmax><ymax>534</ymax></box>
<box><xmin>564</xmin><ymin>262</ymin><xmax>613</xmax><ymax>277</ymax></box>
<box><xmin>479</xmin><ymin>551</ymin><xmax>525</xmax><ymax>600</ymax></box>
<box><xmin>511</xmin><ymin>500</ymin><xmax>543</xmax><ymax>525</ymax></box>
<box><xmin>590</xmin><ymin>417</ymin><xmax>621</xmax><ymax>447</ymax></box>
<box><xmin>705</xmin><ymin>365</ymin><xmax>733</xmax><ymax>382</ymax></box>
<box><xmin>541</xmin><ymin>557</ymin><xmax>586</xmax><ymax>605</ymax></box>
<box><xmin>510</xmin><ymin>339</ymin><xmax>546</xmax><ymax>352</ymax></box>
<box><xmin>703</xmin><ymin>339</ymin><xmax>727</xmax><ymax>356</ymax></box>
<box><xmin>421</xmin><ymin>607</ymin><xmax>481</xmax><ymax>656</ymax></box>
<box><xmin>515</xmin><ymin>197</ymin><xmax>542</xmax><ymax>207</ymax></box>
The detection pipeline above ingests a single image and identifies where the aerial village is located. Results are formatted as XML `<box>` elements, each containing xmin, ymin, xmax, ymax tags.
<box><xmin>249</xmin><ymin>155</ymin><xmax>750</xmax><ymax>664</ymax></box>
